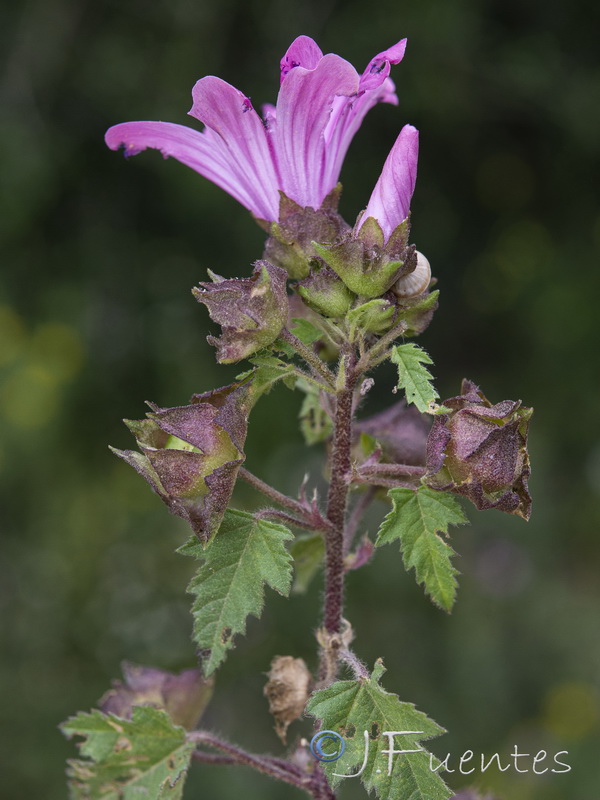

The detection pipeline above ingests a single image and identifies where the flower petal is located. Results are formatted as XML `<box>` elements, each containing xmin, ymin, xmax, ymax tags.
<box><xmin>272</xmin><ymin>54</ymin><xmax>359</xmax><ymax>208</ymax></box>
<box><xmin>320</xmin><ymin>39</ymin><xmax>407</xmax><ymax>191</ymax></box>
<box><xmin>280</xmin><ymin>35</ymin><xmax>323</xmax><ymax>82</ymax></box>
<box><xmin>105</xmin><ymin>120</ymin><xmax>277</xmax><ymax>220</ymax></box>
<box><xmin>361</xmin><ymin>124</ymin><xmax>419</xmax><ymax>242</ymax></box>
<box><xmin>189</xmin><ymin>76</ymin><xmax>281</xmax><ymax>220</ymax></box>
<box><xmin>359</xmin><ymin>39</ymin><xmax>407</xmax><ymax>92</ymax></box>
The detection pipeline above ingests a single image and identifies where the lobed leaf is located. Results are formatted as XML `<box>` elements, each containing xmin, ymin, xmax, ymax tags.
<box><xmin>60</xmin><ymin>706</ymin><xmax>193</xmax><ymax>799</ymax></box>
<box><xmin>390</xmin><ymin>343</ymin><xmax>439</xmax><ymax>413</ymax></box>
<box><xmin>306</xmin><ymin>659</ymin><xmax>451</xmax><ymax>800</ymax></box>
<box><xmin>376</xmin><ymin>486</ymin><xmax>468</xmax><ymax>611</ymax></box>
<box><xmin>178</xmin><ymin>509</ymin><xmax>293</xmax><ymax>675</ymax></box>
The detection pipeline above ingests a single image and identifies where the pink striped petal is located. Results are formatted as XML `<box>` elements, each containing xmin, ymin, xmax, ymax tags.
<box><xmin>320</xmin><ymin>40</ymin><xmax>407</xmax><ymax>191</ymax></box>
<box><xmin>105</xmin><ymin>120</ymin><xmax>275</xmax><ymax>218</ymax></box>
<box><xmin>360</xmin><ymin>39</ymin><xmax>407</xmax><ymax>92</ymax></box>
<box><xmin>361</xmin><ymin>124</ymin><xmax>419</xmax><ymax>242</ymax></box>
<box><xmin>280</xmin><ymin>35</ymin><xmax>323</xmax><ymax>83</ymax></box>
<box><xmin>189</xmin><ymin>76</ymin><xmax>281</xmax><ymax>220</ymax></box>
<box><xmin>272</xmin><ymin>54</ymin><xmax>359</xmax><ymax>209</ymax></box>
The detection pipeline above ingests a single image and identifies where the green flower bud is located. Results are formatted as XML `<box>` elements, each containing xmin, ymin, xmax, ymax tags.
<box><xmin>297</xmin><ymin>267</ymin><xmax>355</xmax><ymax>318</ymax></box>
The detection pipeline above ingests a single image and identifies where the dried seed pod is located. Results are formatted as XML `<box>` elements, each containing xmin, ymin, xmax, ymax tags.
<box><xmin>264</xmin><ymin>656</ymin><xmax>312</xmax><ymax>743</ymax></box>
<box><xmin>392</xmin><ymin>251</ymin><xmax>431</xmax><ymax>297</ymax></box>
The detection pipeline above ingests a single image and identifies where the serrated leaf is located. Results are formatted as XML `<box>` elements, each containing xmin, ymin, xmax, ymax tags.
<box><xmin>299</xmin><ymin>383</ymin><xmax>333</xmax><ymax>445</ymax></box>
<box><xmin>60</xmin><ymin>706</ymin><xmax>193</xmax><ymax>800</ymax></box>
<box><xmin>306</xmin><ymin>659</ymin><xmax>451</xmax><ymax>800</ymax></box>
<box><xmin>390</xmin><ymin>344</ymin><xmax>439</xmax><ymax>413</ymax></box>
<box><xmin>178</xmin><ymin>509</ymin><xmax>293</xmax><ymax>675</ymax></box>
<box><xmin>289</xmin><ymin>532</ymin><xmax>325</xmax><ymax>593</ymax></box>
<box><xmin>376</xmin><ymin>487</ymin><xmax>468</xmax><ymax>611</ymax></box>
<box><xmin>289</xmin><ymin>318</ymin><xmax>324</xmax><ymax>345</ymax></box>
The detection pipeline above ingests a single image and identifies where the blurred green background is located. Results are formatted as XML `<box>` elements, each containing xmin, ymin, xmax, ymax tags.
<box><xmin>2</xmin><ymin>0</ymin><xmax>599</xmax><ymax>798</ymax></box>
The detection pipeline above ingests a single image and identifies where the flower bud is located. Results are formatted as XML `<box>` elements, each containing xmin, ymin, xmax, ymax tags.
<box><xmin>426</xmin><ymin>380</ymin><xmax>532</xmax><ymax>519</ymax></box>
<box><xmin>193</xmin><ymin>261</ymin><xmax>288</xmax><ymax>363</ymax></box>
<box><xmin>99</xmin><ymin>662</ymin><xmax>214</xmax><ymax>731</ymax></box>
<box><xmin>297</xmin><ymin>266</ymin><xmax>355</xmax><ymax>318</ymax></box>
<box><xmin>111</xmin><ymin>381</ymin><xmax>250</xmax><ymax>542</ymax></box>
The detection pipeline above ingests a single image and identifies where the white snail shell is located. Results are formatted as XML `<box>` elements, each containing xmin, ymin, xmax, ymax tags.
<box><xmin>392</xmin><ymin>251</ymin><xmax>431</xmax><ymax>298</ymax></box>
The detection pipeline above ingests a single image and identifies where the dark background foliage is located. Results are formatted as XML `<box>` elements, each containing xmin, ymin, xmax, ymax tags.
<box><xmin>1</xmin><ymin>0</ymin><xmax>599</xmax><ymax>798</ymax></box>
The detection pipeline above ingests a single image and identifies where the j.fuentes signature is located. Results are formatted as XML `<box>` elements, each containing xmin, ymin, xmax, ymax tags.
<box><xmin>310</xmin><ymin>730</ymin><xmax>571</xmax><ymax>777</ymax></box>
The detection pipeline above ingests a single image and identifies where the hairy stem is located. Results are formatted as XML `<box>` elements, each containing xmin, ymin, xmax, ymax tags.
<box><xmin>239</xmin><ymin>467</ymin><xmax>311</xmax><ymax>518</ymax></box>
<box><xmin>343</xmin><ymin>486</ymin><xmax>376</xmax><ymax>555</ymax></box>
<box><xmin>355</xmin><ymin>319</ymin><xmax>408</xmax><ymax>374</ymax></box>
<box><xmin>324</xmin><ymin>355</ymin><xmax>355</xmax><ymax>635</ymax></box>
<box><xmin>280</xmin><ymin>328</ymin><xmax>336</xmax><ymax>388</ymax></box>
<box><xmin>256</xmin><ymin>507</ymin><xmax>327</xmax><ymax>533</ymax></box>
<box><xmin>188</xmin><ymin>731</ymin><xmax>306</xmax><ymax>790</ymax></box>
<box><xmin>356</xmin><ymin>463</ymin><xmax>427</xmax><ymax>479</ymax></box>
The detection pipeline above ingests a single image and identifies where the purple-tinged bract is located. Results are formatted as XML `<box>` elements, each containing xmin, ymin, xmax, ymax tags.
<box><xmin>192</xmin><ymin>261</ymin><xmax>288</xmax><ymax>363</ymax></box>
<box><xmin>426</xmin><ymin>379</ymin><xmax>532</xmax><ymax>519</ymax></box>
<box><xmin>99</xmin><ymin>662</ymin><xmax>213</xmax><ymax>730</ymax></box>
<box><xmin>111</xmin><ymin>381</ymin><xmax>251</xmax><ymax>542</ymax></box>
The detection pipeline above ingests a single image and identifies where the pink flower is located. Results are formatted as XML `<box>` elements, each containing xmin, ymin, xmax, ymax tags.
<box><xmin>105</xmin><ymin>36</ymin><xmax>407</xmax><ymax>222</ymax></box>
<box><xmin>359</xmin><ymin>124</ymin><xmax>419</xmax><ymax>243</ymax></box>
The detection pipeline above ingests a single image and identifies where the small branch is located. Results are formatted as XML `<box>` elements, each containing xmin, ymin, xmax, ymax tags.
<box><xmin>357</xmin><ymin>463</ymin><xmax>427</xmax><ymax>479</ymax></box>
<box><xmin>343</xmin><ymin>487</ymin><xmax>376</xmax><ymax>555</ymax></box>
<box><xmin>188</xmin><ymin>731</ymin><xmax>306</xmax><ymax>790</ymax></box>
<box><xmin>240</xmin><ymin>467</ymin><xmax>332</xmax><ymax>533</ymax></box>
<box><xmin>192</xmin><ymin>751</ymin><xmax>239</xmax><ymax>767</ymax></box>
<box><xmin>281</xmin><ymin>328</ymin><xmax>336</xmax><ymax>388</ymax></box>
<box><xmin>239</xmin><ymin>467</ymin><xmax>311</xmax><ymax>518</ymax></box>
<box><xmin>355</xmin><ymin>475</ymin><xmax>420</xmax><ymax>490</ymax></box>
<box><xmin>355</xmin><ymin>319</ymin><xmax>408</xmax><ymax>374</ymax></box>
<box><xmin>256</xmin><ymin>507</ymin><xmax>328</xmax><ymax>533</ymax></box>
<box><xmin>291</xmin><ymin>365</ymin><xmax>335</xmax><ymax>395</ymax></box>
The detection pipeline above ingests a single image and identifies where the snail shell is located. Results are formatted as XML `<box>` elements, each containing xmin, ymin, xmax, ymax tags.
<box><xmin>393</xmin><ymin>251</ymin><xmax>431</xmax><ymax>298</ymax></box>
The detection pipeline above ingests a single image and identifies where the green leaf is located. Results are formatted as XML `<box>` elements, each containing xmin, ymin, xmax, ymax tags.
<box><xmin>60</xmin><ymin>706</ymin><xmax>194</xmax><ymax>799</ymax></box>
<box><xmin>376</xmin><ymin>487</ymin><xmax>468</xmax><ymax>611</ymax></box>
<box><xmin>299</xmin><ymin>382</ymin><xmax>333</xmax><ymax>445</ymax></box>
<box><xmin>178</xmin><ymin>509</ymin><xmax>293</xmax><ymax>675</ymax></box>
<box><xmin>306</xmin><ymin>659</ymin><xmax>451</xmax><ymax>800</ymax></box>
<box><xmin>390</xmin><ymin>343</ymin><xmax>439</xmax><ymax>413</ymax></box>
<box><xmin>289</xmin><ymin>318</ymin><xmax>324</xmax><ymax>345</ymax></box>
<box><xmin>347</xmin><ymin>299</ymin><xmax>394</xmax><ymax>335</ymax></box>
<box><xmin>289</xmin><ymin>532</ymin><xmax>325</xmax><ymax>593</ymax></box>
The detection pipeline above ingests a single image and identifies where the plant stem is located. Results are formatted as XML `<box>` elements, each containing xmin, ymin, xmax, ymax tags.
<box><xmin>357</xmin><ymin>463</ymin><xmax>427</xmax><ymax>479</ymax></box>
<box><xmin>281</xmin><ymin>328</ymin><xmax>336</xmax><ymax>388</ymax></box>
<box><xmin>343</xmin><ymin>486</ymin><xmax>376</xmax><ymax>555</ymax></box>
<box><xmin>256</xmin><ymin>507</ymin><xmax>326</xmax><ymax>533</ymax></box>
<box><xmin>355</xmin><ymin>319</ymin><xmax>408</xmax><ymax>374</ymax></box>
<box><xmin>188</xmin><ymin>731</ymin><xmax>306</xmax><ymax>791</ymax></box>
<box><xmin>323</xmin><ymin>355</ymin><xmax>355</xmax><ymax>635</ymax></box>
<box><xmin>339</xmin><ymin>648</ymin><xmax>370</xmax><ymax>680</ymax></box>
<box><xmin>239</xmin><ymin>467</ymin><xmax>310</xmax><ymax>518</ymax></box>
